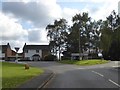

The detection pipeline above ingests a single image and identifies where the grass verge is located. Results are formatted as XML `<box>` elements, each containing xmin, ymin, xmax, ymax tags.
<box><xmin>1</xmin><ymin>62</ymin><xmax>44</xmax><ymax>88</ymax></box>
<box><xmin>59</xmin><ymin>59</ymin><xmax>109</xmax><ymax>66</ymax></box>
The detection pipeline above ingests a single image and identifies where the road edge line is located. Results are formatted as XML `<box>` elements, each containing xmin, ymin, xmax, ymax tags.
<box><xmin>37</xmin><ymin>71</ymin><xmax>55</xmax><ymax>89</ymax></box>
<box><xmin>108</xmin><ymin>79</ymin><xmax>120</xmax><ymax>88</ymax></box>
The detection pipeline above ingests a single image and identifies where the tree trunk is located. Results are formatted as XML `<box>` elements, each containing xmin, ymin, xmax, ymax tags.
<box><xmin>59</xmin><ymin>46</ymin><xmax>61</xmax><ymax>61</ymax></box>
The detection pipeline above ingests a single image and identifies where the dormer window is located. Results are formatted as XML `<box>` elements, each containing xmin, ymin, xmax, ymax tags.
<box><xmin>36</xmin><ymin>50</ymin><xmax>39</xmax><ymax>53</ymax></box>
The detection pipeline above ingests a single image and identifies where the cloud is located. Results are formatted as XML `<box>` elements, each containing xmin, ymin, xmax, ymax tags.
<box><xmin>57</xmin><ymin>0</ymin><xmax>119</xmax><ymax>20</ymax></box>
<box><xmin>27</xmin><ymin>28</ymin><xmax>48</xmax><ymax>43</ymax></box>
<box><xmin>2</xmin><ymin>1</ymin><xmax>61</xmax><ymax>28</ymax></box>
<box><xmin>62</xmin><ymin>8</ymin><xmax>80</xmax><ymax>25</ymax></box>
<box><xmin>0</xmin><ymin>12</ymin><xmax>28</xmax><ymax>40</ymax></box>
<box><xmin>90</xmin><ymin>0</ymin><xmax>119</xmax><ymax>20</ymax></box>
<box><xmin>62</xmin><ymin>8</ymin><xmax>80</xmax><ymax>19</ymax></box>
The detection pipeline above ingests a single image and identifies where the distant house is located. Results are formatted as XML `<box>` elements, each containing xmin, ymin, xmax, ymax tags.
<box><xmin>17</xmin><ymin>52</ymin><xmax>24</xmax><ymax>60</ymax></box>
<box><xmin>0</xmin><ymin>43</ymin><xmax>16</xmax><ymax>60</ymax></box>
<box><xmin>71</xmin><ymin>48</ymin><xmax>102</xmax><ymax>60</ymax></box>
<box><xmin>23</xmin><ymin>43</ymin><xmax>50</xmax><ymax>61</ymax></box>
<box><xmin>71</xmin><ymin>53</ymin><xmax>88</xmax><ymax>60</ymax></box>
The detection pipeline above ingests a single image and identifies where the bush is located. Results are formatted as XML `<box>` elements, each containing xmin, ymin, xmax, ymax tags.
<box><xmin>88</xmin><ymin>53</ymin><xmax>100</xmax><ymax>59</ymax></box>
<box><xmin>61</xmin><ymin>56</ymin><xmax>71</xmax><ymax>60</ymax></box>
<box><xmin>44</xmin><ymin>54</ymin><xmax>57</xmax><ymax>61</ymax></box>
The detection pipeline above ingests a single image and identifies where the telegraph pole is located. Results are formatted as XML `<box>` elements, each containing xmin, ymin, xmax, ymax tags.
<box><xmin>15</xmin><ymin>47</ymin><xmax>19</xmax><ymax>63</ymax></box>
<box><xmin>79</xmin><ymin>29</ymin><xmax>82</xmax><ymax>60</ymax></box>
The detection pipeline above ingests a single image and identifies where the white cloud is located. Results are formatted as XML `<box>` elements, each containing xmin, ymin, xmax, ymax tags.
<box><xmin>58</xmin><ymin>0</ymin><xmax>119</xmax><ymax>20</ymax></box>
<box><xmin>90</xmin><ymin>0</ymin><xmax>119</xmax><ymax>3</ymax></box>
<box><xmin>27</xmin><ymin>28</ymin><xmax>48</xmax><ymax>43</ymax></box>
<box><xmin>0</xmin><ymin>12</ymin><xmax>28</xmax><ymax>40</ymax></box>
<box><xmin>62</xmin><ymin>8</ymin><xmax>80</xmax><ymax>19</ymax></box>
<box><xmin>62</xmin><ymin>8</ymin><xmax>80</xmax><ymax>25</ymax></box>
<box><xmin>2</xmin><ymin>1</ymin><xmax>61</xmax><ymax>28</ymax></box>
<box><xmin>90</xmin><ymin>0</ymin><xmax>119</xmax><ymax>20</ymax></box>
<box><xmin>0</xmin><ymin>12</ymin><xmax>28</xmax><ymax>52</ymax></box>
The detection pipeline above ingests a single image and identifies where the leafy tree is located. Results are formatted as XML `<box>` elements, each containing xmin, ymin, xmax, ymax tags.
<box><xmin>46</xmin><ymin>24</ymin><xmax>57</xmax><ymax>56</ymax></box>
<box><xmin>72</xmin><ymin>12</ymin><xmax>91</xmax><ymax>54</ymax></box>
<box><xmin>64</xmin><ymin>12</ymin><xmax>102</xmax><ymax>59</ymax></box>
<box><xmin>46</xmin><ymin>10</ymin><xmax>120</xmax><ymax>61</ymax></box>
<box><xmin>108</xmin><ymin>26</ymin><xmax>120</xmax><ymax>60</ymax></box>
<box><xmin>46</xmin><ymin>18</ymin><xmax>68</xmax><ymax>60</ymax></box>
<box><xmin>100</xmin><ymin>10</ymin><xmax>120</xmax><ymax>60</ymax></box>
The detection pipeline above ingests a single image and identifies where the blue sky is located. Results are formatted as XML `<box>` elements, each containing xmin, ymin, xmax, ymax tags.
<box><xmin>19</xmin><ymin>20</ymin><xmax>34</xmax><ymax>29</ymax></box>
<box><xmin>57</xmin><ymin>1</ymin><xmax>103</xmax><ymax>17</ymax></box>
<box><xmin>58</xmin><ymin>1</ymin><xmax>102</xmax><ymax>10</ymax></box>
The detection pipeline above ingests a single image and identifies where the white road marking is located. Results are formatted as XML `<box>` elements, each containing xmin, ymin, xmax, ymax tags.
<box><xmin>115</xmin><ymin>61</ymin><xmax>118</xmax><ymax>64</ymax></box>
<box><xmin>112</xmin><ymin>66</ymin><xmax>119</xmax><ymax>67</ymax></box>
<box><xmin>108</xmin><ymin>79</ymin><xmax>120</xmax><ymax>87</ymax></box>
<box><xmin>92</xmin><ymin>70</ymin><xmax>120</xmax><ymax>88</ymax></box>
<box><xmin>92</xmin><ymin>71</ymin><xmax>104</xmax><ymax>77</ymax></box>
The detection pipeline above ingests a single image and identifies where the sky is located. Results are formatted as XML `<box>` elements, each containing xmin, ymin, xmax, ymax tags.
<box><xmin>0</xmin><ymin>0</ymin><xmax>120</xmax><ymax>53</ymax></box>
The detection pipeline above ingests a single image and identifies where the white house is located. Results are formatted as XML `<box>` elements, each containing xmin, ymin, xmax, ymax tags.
<box><xmin>23</xmin><ymin>43</ymin><xmax>50</xmax><ymax>61</ymax></box>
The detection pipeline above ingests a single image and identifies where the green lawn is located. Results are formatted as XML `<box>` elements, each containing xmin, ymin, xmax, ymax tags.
<box><xmin>1</xmin><ymin>62</ymin><xmax>44</xmax><ymax>88</ymax></box>
<box><xmin>59</xmin><ymin>59</ymin><xmax>109</xmax><ymax>66</ymax></box>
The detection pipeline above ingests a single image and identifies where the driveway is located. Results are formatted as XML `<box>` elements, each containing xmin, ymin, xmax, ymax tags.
<box><xmin>24</xmin><ymin>61</ymin><xmax>120</xmax><ymax>88</ymax></box>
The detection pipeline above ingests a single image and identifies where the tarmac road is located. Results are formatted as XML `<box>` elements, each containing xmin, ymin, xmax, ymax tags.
<box><xmin>25</xmin><ymin>61</ymin><xmax>120</xmax><ymax>88</ymax></box>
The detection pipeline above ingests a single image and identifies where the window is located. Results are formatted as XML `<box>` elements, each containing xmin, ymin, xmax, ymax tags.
<box><xmin>36</xmin><ymin>50</ymin><xmax>39</xmax><ymax>53</ymax></box>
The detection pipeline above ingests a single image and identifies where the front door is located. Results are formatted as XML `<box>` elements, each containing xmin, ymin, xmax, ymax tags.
<box><xmin>32</xmin><ymin>54</ymin><xmax>41</xmax><ymax>61</ymax></box>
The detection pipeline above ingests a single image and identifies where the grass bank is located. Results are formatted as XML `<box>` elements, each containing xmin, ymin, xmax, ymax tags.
<box><xmin>1</xmin><ymin>62</ymin><xmax>44</xmax><ymax>88</ymax></box>
<box><xmin>59</xmin><ymin>59</ymin><xmax>109</xmax><ymax>66</ymax></box>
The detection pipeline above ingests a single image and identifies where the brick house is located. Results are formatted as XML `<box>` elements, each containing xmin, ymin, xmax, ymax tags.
<box><xmin>0</xmin><ymin>43</ymin><xmax>12</xmax><ymax>60</ymax></box>
<box><xmin>23</xmin><ymin>43</ymin><xmax>50</xmax><ymax>61</ymax></box>
<box><xmin>0</xmin><ymin>43</ymin><xmax>23</xmax><ymax>60</ymax></box>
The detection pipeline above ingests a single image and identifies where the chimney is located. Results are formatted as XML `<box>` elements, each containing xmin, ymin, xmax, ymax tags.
<box><xmin>7</xmin><ymin>43</ymin><xmax>10</xmax><ymax>48</ymax></box>
<box><xmin>24</xmin><ymin>43</ymin><xmax>26</xmax><ymax>46</ymax></box>
<box><xmin>7</xmin><ymin>43</ymin><xmax>9</xmax><ymax>46</ymax></box>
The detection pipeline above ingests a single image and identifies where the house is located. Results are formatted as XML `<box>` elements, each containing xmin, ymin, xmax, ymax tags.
<box><xmin>71</xmin><ymin>53</ymin><xmax>88</xmax><ymax>60</ymax></box>
<box><xmin>0</xmin><ymin>43</ymin><xmax>50</xmax><ymax>61</ymax></box>
<box><xmin>0</xmin><ymin>43</ymin><xmax>16</xmax><ymax>60</ymax></box>
<box><xmin>23</xmin><ymin>43</ymin><xmax>50</xmax><ymax>61</ymax></box>
<box><xmin>71</xmin><ymin>48</ymin><xmax>102</xmax><ymax>60</ymax></box>
<box><xmin>17</xmin><ymin>52</ymin><xmax>24</xmax><ymax>60</ymax></box>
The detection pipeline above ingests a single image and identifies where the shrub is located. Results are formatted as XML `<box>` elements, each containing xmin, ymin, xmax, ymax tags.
<box><xmin>61</xmin><ymin>56</ymin><xmax>71</xmax><ymax>60</ymax></box>
<box><xmin>88</xmin><ymin>53</ymin><xmax>100</xmax><ymax>59</ymax></box>
<box><xmin>44</xmin><ymin>54</ymin><xmax>57</xmax><ymax>61</ymax></box>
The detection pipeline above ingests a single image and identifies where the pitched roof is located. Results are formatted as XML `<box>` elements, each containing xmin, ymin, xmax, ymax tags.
<box><xmin>11</xmin><ymin>50</ymin><xmax>16</xmax><ymax>55</ymax></box>
<box><xmin>23</xmin><ymin>45</ymin><xmax>50</xmax><ymax>50</ymax></box>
